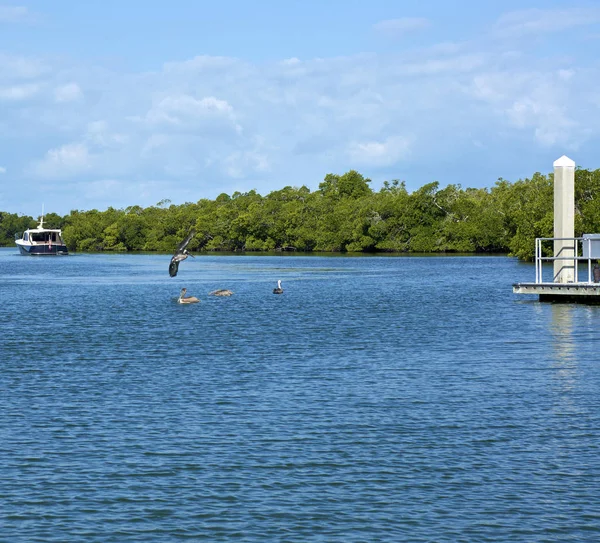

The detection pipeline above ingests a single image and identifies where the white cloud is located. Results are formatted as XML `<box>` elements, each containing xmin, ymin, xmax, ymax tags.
<box><xmin>424</xmin><ymin>42</ymin><xmax>463</xmax><ymax>56</ymax></box>
<box><xmin>396</xmin><ymin>54</ymin><xmax>485</xmax><ymax>76</ymax></box>
<box><xmin>0</xmin><ymin>5</ymin><xmax>29</xmax><ymax>23</ymax></box>
<box><xmin>373</xmin><ymin>17</ymin><xmax>431</xmax><ymax>36</ymax></box>
<box><xmin>66</xmin><ymin>178</ymin><xmax>202</xmax><ymax>211</ymax></box>
<box><xmin>494</xmin><ymin>8</ymin><xmax>600</xmax><ymax>37</ymax></box>
<box><xmin>162</xmin><ymin>55</ymin><xmax>239</xmax><ymax>74</ymax></box>
<box><xmin>0</xmin><ymin>53</ymin><xmax>48</xmax><ymax>79</ymax></box>
<box><xmin>5</xmin><ymin>10</ymin><xmax>600</xmax><ymax>216</ymax></box>
<box><xmin>85</xmin><ymin>120</ymin><xmax>128</xmax><ymax>148</ymax></box>
<box><xmin>467</xmin><ymin>69</ymin><xmax>584</xmax><ymax>148</ymax></box>
<box><xmin>54</xmin><ymin>83</ymin><xmax>83</xmax><ymax>103</ymax></box>
<box><xmin>347</xmin><ymin>136</ymin><xmax>412</xmax><ymax>167</ymax></box>
<box><xmin>507</xmin><ymin>98</ymin><xmax>576</xmax><ymax>147</ymax></box>
<box><xmin>0</xmin><ymin>166</ymin><xmax>6</xmax><ymax>174</ymax></box>
<box><xmin>558</xmin><ymin>69</ymin><xmax>575</xmax><ymax>81</ymax></box>
<box><xmin>471</xmin><ymin>74</ymin><xmax>506</xmax><ymax>102</ymax></box>
<box><xmin>30</xmin><ymin>143</ymin><xmax>92</xmax><ymax>179</ymax></box>
<box><xmin>141</xmin><ymin>133</ymin><xmax>170</xmax><ymax>157</ymax></box>
<box><xmin>0</xmin><ymin>83</ymin><xmax>40</xmax><ymax>100</ymax></box>
<box><xmin>145</xmin><ymin>95</ymin><xmax>241</xmax><ymax>134</ymax></box>
<box><xmin>224</xmin><ymin>150</ymin><xmax>270</xmax><ymax>179</ymax></box>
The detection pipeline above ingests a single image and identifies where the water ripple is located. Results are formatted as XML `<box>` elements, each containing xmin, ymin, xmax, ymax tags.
<box><xmin>1</xmin><ymin>251</ymin><xmax>600</xmax><ymax>541</ymax></box>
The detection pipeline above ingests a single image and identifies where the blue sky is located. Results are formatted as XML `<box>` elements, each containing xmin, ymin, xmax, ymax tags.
<box><xmin>2</xmin><ymin>1</ymin><xmax>600</xmax><ymax>217</ymax></box>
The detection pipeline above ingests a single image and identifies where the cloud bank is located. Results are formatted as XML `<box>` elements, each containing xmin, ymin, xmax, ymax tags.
<box><xmin>1</xmin><ymin>6</ymin><xmax>600</xmax><ymax>216</ymax></box>
<box><xmin>0</xmin><ymin>5</ymin><xmax>30</xmax><ymax>23</ymax></box>
<box><xmin>373</xmin><ymin>17</ymin><xmax>432</xmax><ymax>36</ymax></box>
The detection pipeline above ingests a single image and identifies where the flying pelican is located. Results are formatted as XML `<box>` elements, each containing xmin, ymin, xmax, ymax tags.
<box><xmin>209</xmin><ymin>289</ymin><xmax>234</xmax><ymax>297</ymax></box>
<box><xmin>273</xmin><ymin>280</ymin><xmax>283</xmax><ymax>294</ymax></box>
<box><xmin>178</xmin><ymin>288</ymin><xmax>200</xmax><ymax>304</ymax></box>
<box><xmin>169</xmin><ymin>229</ymin><xmax>196</xmax><ymax>277</ymax></box>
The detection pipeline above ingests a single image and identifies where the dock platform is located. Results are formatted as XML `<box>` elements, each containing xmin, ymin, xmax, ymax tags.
<box><xmin>513</xmin><ymin>235</ymin><xmax>600</xmax><ymax>303</ymax></box>
<box><xmin>514</xmin><ymin>156</ymin><xmax>600</xmax><ymax>303</ymax></box>
<box><xmin>513</xmin><ymin>282</ymin><xmax>600</xmax><ymax>303</ymax></box>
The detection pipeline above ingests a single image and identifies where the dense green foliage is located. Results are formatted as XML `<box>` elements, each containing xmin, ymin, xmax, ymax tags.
<box><xmin>3</xmin><ymin>168</ymin><xmax>600</xmax><ymax>260</ymax></box>
<box><xmin>0</xmin><ymin>213</ymin><xmax>36</xmax><ymax>246</ymax></box>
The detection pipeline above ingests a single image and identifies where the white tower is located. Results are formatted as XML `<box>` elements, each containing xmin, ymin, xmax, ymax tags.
<box><xmin>553</xmin><ymin>155</ymin><xmax>575</xmax><ymax>283</ymax></box>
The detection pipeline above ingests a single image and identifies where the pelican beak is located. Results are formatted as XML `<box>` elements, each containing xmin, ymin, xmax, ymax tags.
<box><xmin>189</xmin><ymin>253</ymin><xmax>196</xmax><ymax>258</ymax></box>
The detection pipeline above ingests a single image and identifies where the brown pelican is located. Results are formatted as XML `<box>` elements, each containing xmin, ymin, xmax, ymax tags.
<box><xmin>209</xmin><ymin>289</ymin><xmax>234</xmax><ymax>297</ymax></box>
<box><xmin>169</xmin><ymin>229</ymin><xmax>196</xmax><ymax>277</ymax></box>
<box><xmin>273</xmin><ymin>280</ymin><xmax>283</xmax><ymax>294</ymax></box>
<box><xmin>178</xmin><ymin>288</ymin><xmax>200</xmax><ymax>304</ymax></box>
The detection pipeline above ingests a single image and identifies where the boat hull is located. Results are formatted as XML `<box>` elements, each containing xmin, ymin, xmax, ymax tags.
<box><xmin>17</xmin><ymin>243</ymin><xmax>69</xmax><ymax>256</ymax></box>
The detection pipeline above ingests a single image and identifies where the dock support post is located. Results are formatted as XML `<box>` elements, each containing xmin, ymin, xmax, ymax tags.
<box><xmin>553</xmin><ymin>155</ymin><xmax>575</xmax><ymax>283</ymax></box>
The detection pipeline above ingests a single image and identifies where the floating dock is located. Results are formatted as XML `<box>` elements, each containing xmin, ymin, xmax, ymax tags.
<box><xmin>513</xmin><ymin>282</ymin><xmax>600</xmax><ymax>303</ymax></box>
<box><xmin>513</xmin><ymin>236</ymin><xmax>600</xmax><ymax>304</ymax></box>
<box><xmin>513</xmin><ymin>155</ymin><xmax>600</xmax><ymax>304</ymax></box>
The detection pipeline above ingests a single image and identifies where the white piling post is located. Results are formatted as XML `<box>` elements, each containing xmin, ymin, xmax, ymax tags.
<box><xmin>553</xmin><ymin>155</ymin><xmax>575</xmax><ymax>283</ymax></box>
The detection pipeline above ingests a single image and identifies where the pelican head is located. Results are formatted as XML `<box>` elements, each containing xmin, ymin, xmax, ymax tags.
<box><xmin>178</xmin><ymin>287</ymin><xmax>200</xmax><ymax>304</ymax></box>
<box><xmin>273</xmin><ymin>280</ymin><xmax>283</xmax><ymax>294</ymax></box>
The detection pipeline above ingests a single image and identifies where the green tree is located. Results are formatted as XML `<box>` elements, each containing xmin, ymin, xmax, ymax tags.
<box><xmin>492</xmin><ymin>173</ymin><xmax>553</xmax><ymax>260</ymax></box>
<box><xmin>319</xmin><ymin>170</ymin><xmax>372</xmax><ymax>199</ymax></box>
<box><xmin>0</xmin><ymin>212</ymin><xmax>35</xmax><ymax>246</ymax></box>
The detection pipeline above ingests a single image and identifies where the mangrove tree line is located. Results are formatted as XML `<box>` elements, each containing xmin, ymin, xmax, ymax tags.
<box><xmin>2</xmin><ymin>167</ymin><xmax>600</xmax><ymax>260</ymax></box>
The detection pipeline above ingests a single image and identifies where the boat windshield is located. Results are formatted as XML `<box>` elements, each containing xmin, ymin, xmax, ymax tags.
<box><xmin>30</xmin><ymin>232</ymin><xmax>62</xmax><ymax>243</ymax></box>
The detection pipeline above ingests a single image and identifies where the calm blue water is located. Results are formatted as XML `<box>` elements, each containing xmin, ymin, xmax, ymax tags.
<box><xmin>1</xmin><ymin>248</ymin><xmax>599</xmax><ymax>542</ymax></box>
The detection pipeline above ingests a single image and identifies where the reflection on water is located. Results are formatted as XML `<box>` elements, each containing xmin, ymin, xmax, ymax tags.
<box><xmin>549</xmin><ymin>304</ymin><xmax>580</xmax><ymax>414</ymax></box>
<box><xmin>550</xmin><ymin>304</ymin><xmax>575</xmax><ymax>363</ymax></box>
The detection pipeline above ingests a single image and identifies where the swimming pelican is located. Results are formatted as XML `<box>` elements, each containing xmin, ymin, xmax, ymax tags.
<box><xmin>178</xmin><ymin>288</ymin><xmax>200</xmax><ymax>304</ymax></box>
<box><xmin>169</xmin><ymin>229</ymin><xmax>196</xmax><ymax>277</ymax></box>
<box><xmin>273</xmin><ymin>280</ymin><xmax>283</xmax><ymax>294</ymax></box>
<box><xmin>209</xmin><ymin>289</ymin><xmax>234</xmax><ymax>297</ymax></box>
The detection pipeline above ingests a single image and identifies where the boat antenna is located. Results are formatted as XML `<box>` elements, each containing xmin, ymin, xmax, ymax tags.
<box><xmin>38</xmin><ymin>204</ymin><xmax>44</xmax><ymax>229</ymax></box>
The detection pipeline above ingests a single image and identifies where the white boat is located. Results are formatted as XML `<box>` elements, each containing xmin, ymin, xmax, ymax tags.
<box><xmin>15</xmin><ymin>214</ymin><xmax>68</xmax><ymax>256</ymax></box>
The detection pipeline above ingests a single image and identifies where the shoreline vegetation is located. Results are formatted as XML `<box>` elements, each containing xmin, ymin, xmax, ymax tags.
<box><xmin>2</xmin><ymin>168</ymin><xmax>599</xmax><ymax>261</ymax></box>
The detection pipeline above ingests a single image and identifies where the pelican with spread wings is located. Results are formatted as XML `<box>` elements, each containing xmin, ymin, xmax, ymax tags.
<box><xmin>169</xmin><ymin>230</ymin><xmax>196</xmax><ymax>277</ymax></box>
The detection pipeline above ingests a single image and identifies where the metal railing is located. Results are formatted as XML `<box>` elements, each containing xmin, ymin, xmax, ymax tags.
<box><xmin>535</xmin><ymin>237</ymin><xmax>599</xmax><ymax>284</ymax></box>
